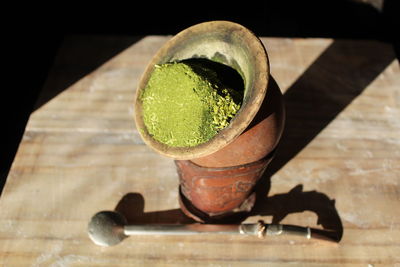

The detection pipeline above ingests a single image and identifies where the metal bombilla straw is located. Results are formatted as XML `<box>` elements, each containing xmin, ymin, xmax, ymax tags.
<box><xmin>88</xmin><ymin>211</ymin><xmax>339</xmax><ymax>247</ymax></box>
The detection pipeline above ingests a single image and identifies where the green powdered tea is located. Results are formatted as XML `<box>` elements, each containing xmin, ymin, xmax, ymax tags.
<box><xmin>141</xmin><ymin>60</ymin><xmax>243</xmax><ymax>147</ymax></box>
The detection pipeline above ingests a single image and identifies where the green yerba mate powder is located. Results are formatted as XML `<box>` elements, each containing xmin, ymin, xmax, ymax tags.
<box><xmin>141</xmin><ymin>61</ymin><xmax>242</xmax><ymax>147</ymax></box>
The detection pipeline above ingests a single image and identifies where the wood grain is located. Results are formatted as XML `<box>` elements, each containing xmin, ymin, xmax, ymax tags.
<box><xmin>0</xmin><ymin>35</ymin><xmax>399</xmax><ymax>266</ymax></box>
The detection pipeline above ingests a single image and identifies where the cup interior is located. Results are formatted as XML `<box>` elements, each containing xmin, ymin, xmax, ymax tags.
<box><xmin>135</xmin><ymin>21</ymin><xmax>269</xmax><ymax>159</ymax></box>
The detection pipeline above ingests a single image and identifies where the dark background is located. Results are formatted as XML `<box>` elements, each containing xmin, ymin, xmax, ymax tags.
<box><xmin>1</xmin><ymin>0</ymin><xmax>398</xmax><ymax>193</ymax></box>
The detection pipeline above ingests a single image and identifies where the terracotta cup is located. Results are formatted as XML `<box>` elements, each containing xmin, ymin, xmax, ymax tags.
<box><xmin>135</xmin><ymin>21</ymin><xmax>285</xmax><ymax>222</ymax></box>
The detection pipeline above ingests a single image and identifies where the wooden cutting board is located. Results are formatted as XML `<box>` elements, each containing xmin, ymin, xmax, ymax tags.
<box><xmin>0</xmin><ymin>35</ymin><xmax>399</xmax><ymax>266</ymax></box>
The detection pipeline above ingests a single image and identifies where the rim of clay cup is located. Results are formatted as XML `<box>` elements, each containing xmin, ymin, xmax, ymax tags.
<box><xmin>134</xmin><ymin>20</ymin><xmax>269</xmax><ymax>160</ymax></box>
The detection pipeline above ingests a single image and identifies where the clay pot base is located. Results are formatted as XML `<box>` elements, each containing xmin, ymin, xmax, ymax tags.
<box><xmin>179</xmin><ymin>187</ymin><xmax>256</xmax><ymax>224</ymax></box>
<box><xmin>175</xmin><ymin>154</ymin><xmax>274</xmax><ymax>223</ymax></box>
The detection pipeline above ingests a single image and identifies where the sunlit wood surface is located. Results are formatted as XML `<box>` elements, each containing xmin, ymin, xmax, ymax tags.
<box><xmin>0</xmin><ymin>35</ymin><xmax>399</xmax><ymax>266</ymax></box>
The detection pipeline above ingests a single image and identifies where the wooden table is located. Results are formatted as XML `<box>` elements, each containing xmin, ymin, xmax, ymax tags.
<box><xmin>1</xmin><ymin>35</ymin><xmax>399</xmax><ymax>266</ymax></box>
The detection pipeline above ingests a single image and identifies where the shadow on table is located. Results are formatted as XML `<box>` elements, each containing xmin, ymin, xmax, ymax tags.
<box><xmin>115</xmin><ymin>186</ymin><xmax>341</xmax><ymax>241</ymax></box>
<box><xmin>254</xmin><ymin>39</ymin><xmax>394</xmax><ymax>240</ymax></box>
<box><xmin>251</xmin><ymin>39</ymin><xmax>395</xmax><ymax>242</ymax></box>
<box><xmin>115</xmin><ymin>192</ymin><xmax>195</xmax><ymax>224</ymax></box>
<box><xmin>253</xmin><ymin>181</ymin><xmax>343</xmax><ymax>241</ymax></box>
<box><xmin>265</xmin><ymin>39</ymin><xmax>395</xmax><ymax>177</ymax></box>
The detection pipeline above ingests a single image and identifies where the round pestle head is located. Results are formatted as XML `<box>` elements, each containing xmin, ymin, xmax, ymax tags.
<box><xmin>88</xmin><ymin>211</ymin><xmax>128</xmax><ymax>246</ymax></box>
